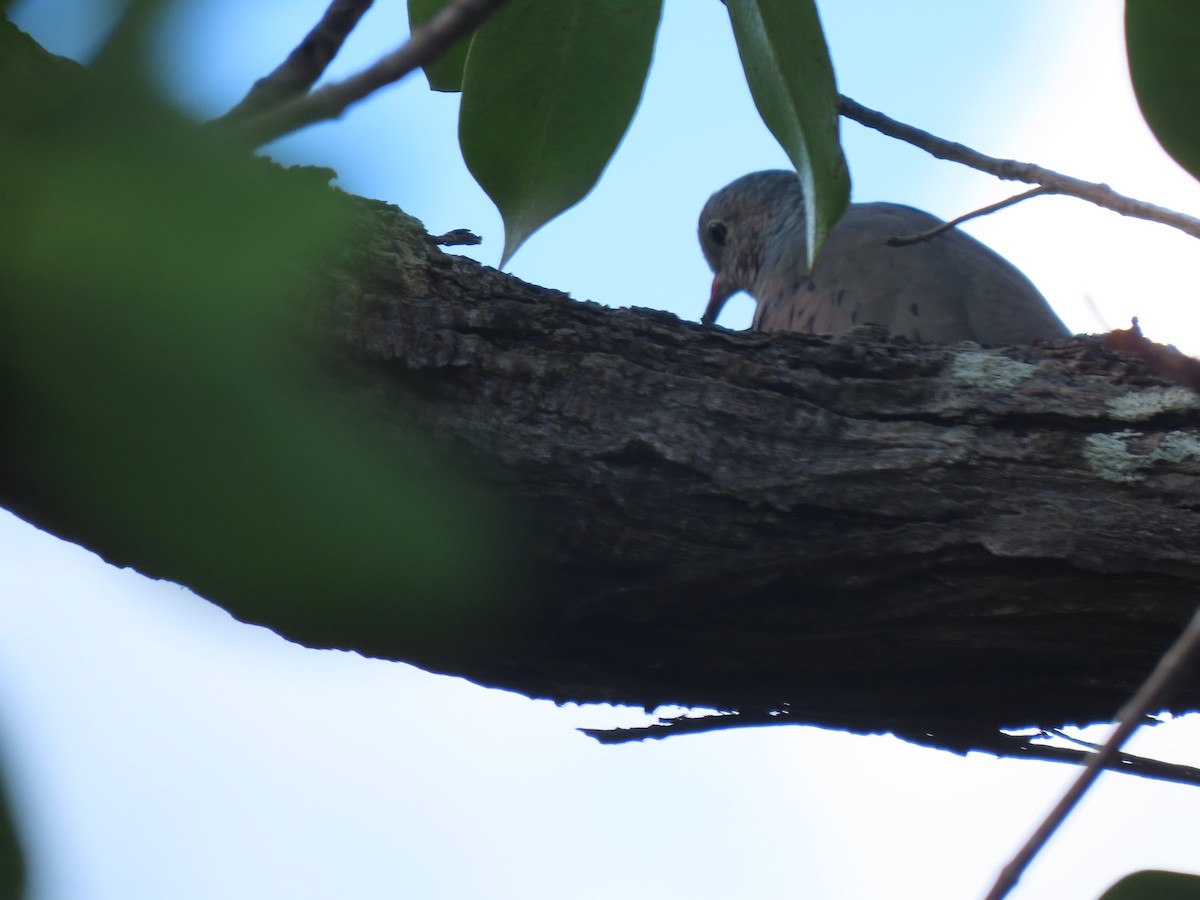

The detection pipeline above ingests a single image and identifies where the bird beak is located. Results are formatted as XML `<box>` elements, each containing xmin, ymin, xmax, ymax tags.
<box><xmin>702</xmin><ymin>273</ymin><xmax>736</xmax><ymax>326</ymax></box>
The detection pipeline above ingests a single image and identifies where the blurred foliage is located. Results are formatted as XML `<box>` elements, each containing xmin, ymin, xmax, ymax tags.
<box><xmin>0</xmin><ymin>768</ymin><xmax>21</xmax><ymax>900</ymax></box>
<box><xmin>1126</xmin><ymin>1</ymin><xmax>1200</xmax><ymax>183</ymax></box>
<box><xmin>458</xmin><ymin>0</ymin><xmax>663</xmax><ymax>266</ymax></box>
<box><xmin>1098</xmin><ymin>870</ymin><xmax>1200</xmax><ymax>899</ymax></box>
<box><xmin>724</xmin><ymin>0</ymin><xmax>849</xmax><ymax>267</ymax></box>
<box><xmin>0</xmin><ymin>12</ymin><xmax>514</xmax><ymax>649</ymax></box>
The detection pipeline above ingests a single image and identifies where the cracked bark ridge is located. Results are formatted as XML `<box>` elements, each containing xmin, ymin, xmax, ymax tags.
<box><xmin>319</xmin><ymin>198</ymin><xmax>1200</xmax><ymax>753</ymax></box>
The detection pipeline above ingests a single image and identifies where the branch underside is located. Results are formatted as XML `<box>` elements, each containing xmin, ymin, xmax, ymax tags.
<box><xmin>301</xmin><ymin>198</ymin><xmax>1200</xmax><ymax>757</ymax></box>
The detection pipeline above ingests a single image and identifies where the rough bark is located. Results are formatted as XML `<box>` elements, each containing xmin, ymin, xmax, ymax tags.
<box><xmin>312</xmin><ymin>197</ymin><xmax>1200</xmax><ymax>755</ymax></box>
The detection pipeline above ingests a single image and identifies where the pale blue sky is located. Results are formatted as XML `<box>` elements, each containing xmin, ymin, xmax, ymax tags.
<box><xmin>6</xmin><ymin>2</ymin><xmax>1200</xmax><ymax>899</ymax></box>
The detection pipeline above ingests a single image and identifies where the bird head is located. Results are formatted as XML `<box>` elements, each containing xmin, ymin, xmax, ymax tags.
<box><xmin>697</xmin><ymin>170</ymin><xmax>807</xmax><ymax>325</ymax></box>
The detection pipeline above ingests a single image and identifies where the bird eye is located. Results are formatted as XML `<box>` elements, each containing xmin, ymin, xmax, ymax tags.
<box><xmin>706</xmin><ymin>220</ymin><xmax>728</xmax><ymax>247</ymax></box>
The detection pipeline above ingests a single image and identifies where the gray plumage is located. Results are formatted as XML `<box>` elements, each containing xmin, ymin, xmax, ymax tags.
<box><xmin>698</xmin><ymin>170</ymin><xmax>1070</xmax><ymax>345</ymax></box>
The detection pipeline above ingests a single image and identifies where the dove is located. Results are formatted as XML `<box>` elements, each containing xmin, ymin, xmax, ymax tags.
<box><xmin>698</xmin><ymin>170</ymin><xmax>1070</xmax><ymax>345</ymax></box>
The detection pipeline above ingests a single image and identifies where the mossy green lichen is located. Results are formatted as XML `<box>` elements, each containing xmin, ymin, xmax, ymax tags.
<box><xmin>950</xmin><ymin>351</ymin><xmax>1038</xmax><ymax>392</ymax></box>
<box><xmin>1083</xmin><ymin>430</ymin><xmax>1200</xmax><ymax>483</ymax></box>
<box><xmin>1106</xmin><ymin>386</ymin><xmax>1200</xmax><ymax>421</ymax></box>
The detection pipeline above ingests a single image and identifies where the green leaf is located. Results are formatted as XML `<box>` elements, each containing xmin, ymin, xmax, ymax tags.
<box><xmin>0</xmin><ymin>21</ymin><xmax>515</xmax><ymax>654</ymax></box>
<box><xmin>1097</xmin><ymin>870</ymin><xmax>1200</xmax><ymax>900</ymax></box>
<box><xmin>458</xmin><ymin>0</ymin><xmax>663</xmax><ymax>267</ymax></box>
<box><xmin>407</xmin><ymin>0</ymin><xmax>471</xmax><ymax>92</ymax></box>
<box><xmin>724</xmin><ymin>0</ymin><xmax>850</xmax><ymax>267</ymax></box>
<box><xmin>1125</xmin><ymin>0</ymin><xmax>1200</xmax><ymax>181</ymax></box>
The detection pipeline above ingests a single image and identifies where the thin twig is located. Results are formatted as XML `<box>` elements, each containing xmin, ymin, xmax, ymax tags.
<box><xmin>1006</xmin><ymin>732</ymin><xmax>1200</xmax><ymax>789</ymax></box>
<box><xmin>228</xmin><ymin>0</ymin><xmax>513</xmax><ymax>148</ymax></box>
<box><xmin>838</xmin><ymin>94</ymin><xmax>1200</xmax><ymax>241</ymax></box>
<box><xmin>887</xmin><ymin>187</ymin><xmax>1053</xmax><ymax>246</ymax></box>
<box><xmin>583</xmin><ymin>713</ymin><xmax>1200</xmax><ymax>788</ymax></box>
<box><xmin>218</xmin><ymin>0</ymin><xmax>375</xmax><ymax>123</ymax></box>
<box><xmin>1046</xmin><ymin>727</ymin><xmax>1105</xmax><ymax>752</ymax></box>
<box><xmin>982</xmin><ymin>601</ymin><xmax>1200</xmax><ymax>900</ymax></box>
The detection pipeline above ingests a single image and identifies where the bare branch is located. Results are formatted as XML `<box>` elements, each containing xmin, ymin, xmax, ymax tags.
<box><xmin>584</xmin><ymin>714</ymin><xmax>1200</xmax><ymax>789</ymax></box>
<box><xmin>838</xmin><ymin>94</ymin><xmax>1200</xmax><ymax>241</ymax></box>
<box><xmin>1012</xmin><ymin>733</ymin><xmax>1200</xmax><ymax>789</ymax></box>
<box><xmin>983</xmin><ymin>601</ymin><xmax>1200</xmax><ymax>900</ymax></box>
<box><xmin>218</xmin><ymin>0</ymin><xmax>375</xmax><ymax>123</ymax></box>
<box><xmin>227</xmin><ymin>0</ymin><xmax>513</xmax><ymax>148</ymax></box>
<box><xmin>886</xmin><ymin>187</ymin><xmax>1053</xmax><ymax>247</ymax></box>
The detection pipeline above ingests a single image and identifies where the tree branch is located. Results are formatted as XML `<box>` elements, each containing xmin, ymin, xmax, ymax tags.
<box><xmin>286</xmin><ymin>198</ymin><xmax>1200</xmax><ymax>762</ymax></box>
<box><xmin>838</xmin><ymin>94</ymin><xmax>1200</xmax><ymax>240</ymax></box>
<box><xmin>218</xmin><ymin>0</ymin><xmax>375</xmax><ymax>123</ymax></box>
<box><xmin>1001</xmin><ymin>734</ymin><xmax>1200</xmax><ymax>790</ymax></box>
<box><xmin>984</xmin><ymin>601</ymin><xmax>1200</xmax><ymax>900</ymax></box>
<box><xmin>584</xmin><ymin>713</ymin><xmax>1200</xmax><ymax>788</ymax></box>
<box><xmin>10</xmin><ymin>188</ymin><xmax>1200</xmax><ymax>774</ymax></box>
<box><xmin>227</xmin><ymin>0</ymin><xmax>512</xmax><ymax>148</ymax></box>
